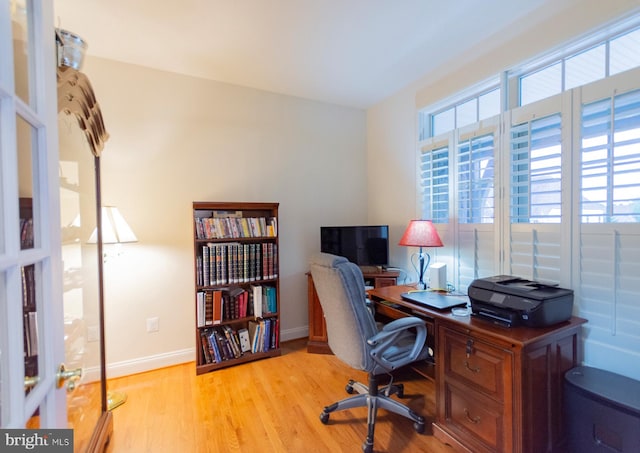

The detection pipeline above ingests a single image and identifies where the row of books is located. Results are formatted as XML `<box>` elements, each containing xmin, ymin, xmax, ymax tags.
<box><xmin>248</xmin><ymin>318</ymin><xmax>278</xmax><ymax>354</ymax></box>
<box><xmin>21</xmin><ymin>265</ymin><xmax>36</xmax><ymax>309</ymax></box>
<box><xmin>196</xmin><ymin>285</ymin><xmax>277</xmax><ymax>327</ymax></box>
<box><xmin>197</xmin><ymin>242</ymin><xmax>277</xmax><ymax>286</ymax></box>
<box><xmin>20</xmin><ymin>217</ymin><xmax>34</xmax><ymax>249</ymax></box>
<box><xmin>195</xmin><ymin>216</ymin><xmax>277</xmax><ymax>240</ymax></box>
<box><xmin>200</xmin><ymin>325</ymin><xmax>249</xmax><ymax>364</ymax></box>
<box><xmin>23</xmin><ymin>311</ymin><xmax>38</xmax><ymax>358</ymax></box>
<box><xmin>199</xmin><ymin>317</ymin><xmax>279</xmax><ymax>364</ymax></box>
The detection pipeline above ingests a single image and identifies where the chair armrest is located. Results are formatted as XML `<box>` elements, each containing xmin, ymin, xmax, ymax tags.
<box><xmin>367</xmin><ymin>317</ymin><xmax>425</xmax><ymax>346</ymax></box>
<box><xmin>380</xmin><ymin>317</ymin><xmax>425</xmax><ymax>333</ymax></box>
<box><xmin>367</xmin><ymin>316</ymin><xmax>428</xmax><ymax>371</ymax></box>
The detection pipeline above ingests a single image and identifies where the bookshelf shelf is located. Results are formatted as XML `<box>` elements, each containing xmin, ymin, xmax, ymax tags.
<box><xmin>192</xmin><ymin>201</ymin><xmax>281</xmax><ymax>375</ymax></box>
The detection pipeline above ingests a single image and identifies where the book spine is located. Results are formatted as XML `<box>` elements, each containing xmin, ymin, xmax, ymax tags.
<box><xmin>212</xmin><ymin>290</ymin><xmax>223</xmax><ymax>325</ymax></box>
<box><xmin>201</xmin><ymin>331</ymin><xmax>212</xmax><ymax>363</ymax></box>
<box><xmin>196</xmin><ymin>291</ymin><xmax>205</xmax><ymax>327</ymax></box>
<box><xmin>204</xmin><ymin>291</ymin><xmax>213</xmax><ymax>326</ymax></box>
<box><xmin>208</xmin><ymin>330</ymin><xmax>222</xmax><ymax>363</ymax></box>
<box><xmin>208</xmin><ymin>244</ymin><xmax>215</xmax><ymax>286</ymax></box>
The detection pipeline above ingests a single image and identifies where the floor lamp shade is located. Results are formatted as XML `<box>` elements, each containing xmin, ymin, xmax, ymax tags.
<box><xmin>88</xmin><ymin>206</ymin><xmax>137</xmax><ymax>244</ymax></box>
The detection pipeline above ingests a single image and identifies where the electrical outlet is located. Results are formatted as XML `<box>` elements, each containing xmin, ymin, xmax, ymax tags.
<box><xmin>87</xmin><ymin>325</ymin><xmax>99</xmax><ymax>342</ymax></box>
<box><xmin>146</xmin><ymin>317</ymin><xmax>159</xmax><ymax>333</ymax></box>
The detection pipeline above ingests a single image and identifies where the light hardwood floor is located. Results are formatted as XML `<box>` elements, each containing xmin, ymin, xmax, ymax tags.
<box><xmin>104</xmin><ymin>338</ymin><xmax>455</xmax><ymax>453</ymax></box>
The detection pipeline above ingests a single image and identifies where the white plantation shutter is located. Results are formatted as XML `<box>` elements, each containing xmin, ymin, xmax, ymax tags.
<box><xmin>420</xmin><ymin>143</ymin><xmax>449</xmax><ymax>223</ymax></box>
<box><xmin>510</xmin><ymin>113</ymin><xmax>563</xmax><ymax>224</ymax></box>
<box><xmin>456</xmin><ymin>225</ymin><xmax>498</xmax><ymax>291</ymax></box>
<box><xmin>508</xmin><ymin>225</ymin><xmax>563</xmax><ymax>283</ymax></box>
<box><xmin>577</xmin><ymin>225</ymin><xmax>640</xmax><ymax>376</ymax></box>
<box><xmin>506</xmin><ymin>95</ymin><xmax>568</xmax><ymax>285</ymax></box>
<box><xmin>420</xmin><ymin>121</ymin><xmax>501</xmax><ymax>293</ymax></box>
<box><xmin>576</xmin><ymin>72</ymin><xmax>640</xmax><ymax>379</ymax></box>
<box><xmin>454</xmin><ymin>121</ymin><xmax>500</xmax><ymax>292</ymax></box>
<box><xmin>581</xmin><ymin>88</ymin><xmax>640</xmax><ymax>222</ymax></box>
<box><xmin>457</xmin><ymin>133</ymin><xmax>495</xmax><ymax>224</ymax></box>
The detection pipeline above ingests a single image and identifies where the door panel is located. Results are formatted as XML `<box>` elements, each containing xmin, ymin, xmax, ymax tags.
<box><xmin>1</xmin><ymin>0</ymin><xmax>66</xmax><ymax>429</ymax></box>
<box><xmin>10</xmin><ymin>0</ymin><xmax>32</xmax><ymax>105</ymax></box>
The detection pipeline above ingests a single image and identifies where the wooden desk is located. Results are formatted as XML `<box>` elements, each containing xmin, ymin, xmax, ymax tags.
<box><xmin>368</xmin><ymin>285</ymin><xmax>587</xmax><ymax>453</ymax></box>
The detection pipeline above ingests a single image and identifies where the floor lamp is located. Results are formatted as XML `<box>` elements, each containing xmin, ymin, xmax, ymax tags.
<box><xmin>89</xmin><ymin>206</ymin><xmax>138</xmax><ymax>410</ymax></box>
<box><xmin>398</xmin><ymin>220</ymin><xmax>443</xmax><ymax>290</ymax></box>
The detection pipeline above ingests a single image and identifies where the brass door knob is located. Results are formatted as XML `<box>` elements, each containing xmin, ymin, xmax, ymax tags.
<box><xmin>24</xmin><ymin>375</ymin><xmax>39</xmax><ymax>391</ymax></box>
<box><xmin>56</xmin><ymin>364</ymin><xmax>82</xmax><ymax>390</ymax></box>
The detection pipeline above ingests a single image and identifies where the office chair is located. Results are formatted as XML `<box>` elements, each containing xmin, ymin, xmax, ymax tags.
<box><xmin>309</xmin><ymin>253</ymin><xmax>432</xmax><ymax>453</ymax></box>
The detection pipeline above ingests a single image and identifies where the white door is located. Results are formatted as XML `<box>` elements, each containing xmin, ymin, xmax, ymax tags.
<box><xmin>1</xmin><ymin>0</ymin><xmax>67</xmax><ymax>428</ymax></box>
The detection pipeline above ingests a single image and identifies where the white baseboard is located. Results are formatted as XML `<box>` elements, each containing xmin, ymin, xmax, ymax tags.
<box><xmin>82</xmin><ymin>325</ymin><xmax>310</xmax><ymax>382</ymax></box>
<box><xmin>281</xmin><ymin>325</ymin><xmax>308</xmax><ymax>342</ymax></box>
<box><xmin>82</xmin><ymin>348</ymin><xmax>193</xmax><ymax>382</ymax></box>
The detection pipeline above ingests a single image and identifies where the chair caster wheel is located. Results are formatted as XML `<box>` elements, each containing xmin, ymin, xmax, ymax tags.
<box><xmin>397</xmin><ymin>383</ymin><xmax>404</xmax><ymax>398</ymax></box>
<box><xmin>320</xmin><ymin>412</ymin><xmax>329</xmax><ymax>425</ymax></box>
<box><xmin>414</xmin><ymin>417</ymin><xmax>426</xmax><ymax>434</ymax></box>
<box><xmin>362</xmin><ymin>442</ymin><xmax>373</xmax><ymax>453</ymax></box>
<box><xmin>345</xmin><ymin>379</ymin><xmax>355</xmax><ymax>394</ymax></box>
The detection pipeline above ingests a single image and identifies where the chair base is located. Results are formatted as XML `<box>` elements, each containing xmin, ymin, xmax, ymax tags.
<box><xmin>319</xmin><ymin>374</ymin><xmax>425</xmax><ymax>453</ymax></box>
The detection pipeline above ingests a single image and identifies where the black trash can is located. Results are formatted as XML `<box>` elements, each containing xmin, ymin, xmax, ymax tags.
<box><xmin>564</xmin><ymin>366</ymin><xmax>640</xmax><ymax>452</ymax></box>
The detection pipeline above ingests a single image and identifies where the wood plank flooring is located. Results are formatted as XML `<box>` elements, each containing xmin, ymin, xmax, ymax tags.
<box><xmin>104</xmin><ymin>338</ymin><xmax>455</xmax><ymax>453</ymax></box>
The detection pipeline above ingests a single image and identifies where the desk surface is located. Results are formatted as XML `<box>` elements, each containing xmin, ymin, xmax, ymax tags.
<box><xmin>368</xmin><ymin>284</ymin><xmax>587</xmax><ymax>347</ymax></box>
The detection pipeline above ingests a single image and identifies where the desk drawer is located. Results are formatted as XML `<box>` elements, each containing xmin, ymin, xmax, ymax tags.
<box><xmin>441</xmin><ymin>327</ymin><xmax>512</xmax><ymax>401</ymax></box>
<box><xmin>444</xmin><ymin>380</ymin><xmax>507</xmax><ymax>452</ymax></box>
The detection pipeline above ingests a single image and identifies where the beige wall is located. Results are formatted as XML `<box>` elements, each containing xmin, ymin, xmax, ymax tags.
<box><xmin>366</xmin><ymin>88</ymin><xmax>419</xmax><ymax>272</ymax></box>
<box><xmin>80</xmin><ymin>57</ymin><xmax>367</xmax><ymax>376</ymax></box>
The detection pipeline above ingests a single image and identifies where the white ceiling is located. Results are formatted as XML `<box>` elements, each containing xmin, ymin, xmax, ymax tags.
<box><xmin>53</xmin><ymin>0</ymin><xmax>571</xmax><ymax>109</ymax></box>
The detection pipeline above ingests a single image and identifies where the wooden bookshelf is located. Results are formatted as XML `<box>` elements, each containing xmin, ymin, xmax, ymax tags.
<box><xmin>192</xmin><ymin>202</ymin><xmax>281</xmax><ymax>375</ymax></box>
<box><xmin>19</xmin><ymin>197</ymin><xmax>38</xmax><ymax>384</ymax></box>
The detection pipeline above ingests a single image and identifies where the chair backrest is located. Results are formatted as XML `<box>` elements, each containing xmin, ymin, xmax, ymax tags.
<box><xmin>309</xmin><ymin>253</ymin><xmax>378</xmax><ymax>371</ymax></box>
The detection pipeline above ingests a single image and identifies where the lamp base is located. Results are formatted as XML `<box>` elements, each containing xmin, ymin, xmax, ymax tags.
<box><xmin>107</xmin><ymin>390</ymin><xmax>127</xmax><ymax>411</ymax></box>
<box><xmin>410</xmin><ymin>250</ymin><xmax>431</xmax><ymax>291</ymax></box>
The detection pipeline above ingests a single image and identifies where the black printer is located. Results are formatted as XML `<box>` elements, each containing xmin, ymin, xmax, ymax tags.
<box><xmin>468</xmin><ymin>275</ymin><xmax>574</xmax><ymax>327</ymax></box>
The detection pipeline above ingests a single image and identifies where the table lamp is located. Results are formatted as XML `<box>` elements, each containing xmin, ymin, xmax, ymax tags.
<box><xmin>398</xmin><ymin>220</ymin><xmax>443</xmax><ymax>290</ymax></box>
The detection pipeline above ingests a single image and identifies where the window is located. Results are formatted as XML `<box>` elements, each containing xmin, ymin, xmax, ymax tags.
<box><xmin>519</xmin><ymin>25</ymin><xmax>640</xmax><ymax>107</ymax></box>
<box><xmin>415</xmin><ymin>13</ymin><xmax>640</xmax><ymax>382</ymax></box>
<box><xmin>610</xmin><ymin>27</ymin><xmax>640</xmax><ymax>75</ymax></box>
<box><xmin>425</xmin><ymin>87</ymin><xmax>500</xmax><ymax>138</ymax></box>
<box><xmin>458</xmin><ymin>134</ymin><xmax>495</xmax><ymax>223</ymax></box>
<box><xmin>420</xmin><ymin>145</ymin><xmax>449</xmax><ymax>223</ymax></box>
<box><xmin>431</xmin><ymin>109</ymin><xmax>454</xmax><ymax>138</ymax></box>
<box><xmin>510</xmin><ymin>114</ymin><xmax>563</xmax><ymax>223</ymax></box>
<box><xmin>520</xmin><ymin>63</ymin><xmax>562</xmax><ymax>106</ymax></box>
<box><xmin>565</xmin><ymin>45</ymin><xmax>606</xmax><ymax>90</ymax></box>
<box><xmin>456</xmin><ymin>99</ymin><xmax>477</xmax><ymax>130</ymax></box>
<box><xmin>479</xmin><ymin>90</ymin><xmax>501</xmax><ymax>120</ymax></box>
<box><xmin>581</xmin><ymin>89</ymin><xmax>640</xmax><ymax>222</ymax></box>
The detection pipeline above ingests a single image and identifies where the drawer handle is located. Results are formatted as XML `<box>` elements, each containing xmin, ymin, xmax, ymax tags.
<box><xmin>464</xmin><ymin>360</ymin><xmax>480</xmax><ymax>373</ymax></box>
<box><xmin>464</xmin><ymin>408</ymin><xmax>481</xmax><ymax>424</ymax></box>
